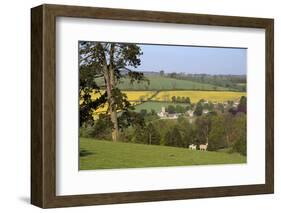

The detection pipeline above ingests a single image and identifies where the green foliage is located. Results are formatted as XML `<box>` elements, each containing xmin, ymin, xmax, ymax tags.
<box><xmin>217</xmin><ymin>103</ymin><xmax>225</xmax><ymax>113</ymax></box>
<box><xmin>177</xmin><ymin>117</ymin><xmax>193</xmax><ymax>147</ymax></box>
<box><xmin>134</xmin><ymin>101</ymin><xmax>186</xmax><ymax>113</ymax></box>
<box><xmin>79</xmin><ymin>41</ymin><xmax>148</xmax><ymax>137</ymax></box>
<box><xmin>185</xmin><ymin>104</ymin><xmax>191</xmax><ymax>111</ymax></box>
<box><xmin>164</xmin><ymin>131</ymin><xmax>173</xmax><ymax>146</ymax></box>
<box><xmin>167</xmin><ymin>105</ymin><xmax>176</xmax><ymax>114</ymax></box>
<box><xmin>232</xmin><ymin>135</ymin><xmax>246</xmax><ymax>156</ymax></box>
<box><xmin>118</xmin><ymin>127</ymin><xmax>135</xmax><ymax>143</ymax></box>
<box><xmin>118</xmin><ymin>110</ymin><xmax>145</xmax><ymax>130</ymax></box>
<box><xmin>145</xmin><ymin>123</ymin><xmax>161</xmax><ymax>145</ymax></box>
<box><xmin>195</xmin><ymin>115</ymin><xmax>211</xmax><ymax>145</ymax></box>
<box><xmin>238</xmin><ymin>96</ymin><xmax>247</xmax><ymax>113</ymax></box>
<box><xmin>208</xmin><ymin>115</ymin><xmax>227</xmax><ymax>151</ymax></box>
<box><xmin>132</xmin><ymin>123</ymin><xmax>161</xmax><ymax>145</ymax></box>
<box><xmin>231</xmin><ymin>113</ymin><xmax>247</xmax><ymax>155</ymax></box>
<box><xmin>139</xmin><ymin>109</ymin><xmax>148</xmax><ymax>117</ymax></box>
<box><xmin>79</xmin><ymin>115</ymin><xmax>112</xmax><ymax>140</ymax></box>
<box><xmin>79</xmin><ymin>65</ymin><xmax>105</xmax><ymax>126</ymax></box>
<box><xmin>172</xmin><ymin>96</ymin><xmax>191</xmax><ymax>104</ymax></box>
<box><xmin>175</xmin><ymin>105</ymin><xmax>185</xmax><ymax>113</ymax></box>
<box><xmin>134</xmin><ymin>128</ymin><xmax>146</xmax><ymax>144</ymax></box>
<box><xmin>172</xmin><ymin>126</ymin><xmax>183</xmax><ymax>147</ymax></box>
<box><xmin>164</xmin><ymin>126</ymin><xmax>183</xmax><ymax>147</ymax></box>
<box><xmin>194</xmin><ymin>102</ymin><xmax>203</xmax><ymax>116</ymax></box>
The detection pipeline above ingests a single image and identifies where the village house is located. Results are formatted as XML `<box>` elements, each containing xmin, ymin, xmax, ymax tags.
<box><xmin>202</xmin><ymin>109</ymin><xmax>209</xmax><ymax>114</ymax></box>
<box><xmin>186</xmin><ymin>110</ymin><xmax>194</xmax><ymax>117</ymax></box>
<box><xmin>157</xmin><ymin>107</ymin><xmax>168</xmax><ymax>118</ymax></box>
<box><xmin>157</xmin><ymin>107</ymin><xmax>180</xmax><ymax>119</ymax></box>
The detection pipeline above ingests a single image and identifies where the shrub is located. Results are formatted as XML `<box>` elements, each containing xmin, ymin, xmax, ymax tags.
<box><xmin>208</xmin><ymin>115</ymin><xmax>227</xmax><ymax>151</ymax></box>
<box><xmin>232</xmin><ymin>136</ymin><xmax>246</xmax><ymax>156</ymax></box>
<box><xmin>164</xmin><ymin>131</ymin><xmax>173</xmax><ymax>146</ymax></box>
<box><xmin>167</xmin><ymin>105</ymin><xmax>176</xmax><ymax>114</ymax></box>
<box><xmin>164</xmin><ymin>126</ymin><xmax>183</xmax><ymax>147</ymax></box>
<box><xmin>194</xmin><ymin>102</ymin><xmax>203</xmax><ymax>116</ymax></box>
<box><xmin>90</xmin><ymin>116</ymin><xmax>112</xmax><ymax>140</ymax></box>
<box><xmin>145</xmin><ymin>123</ymin><xmax>161</xmax><ymax>145</ymax></box>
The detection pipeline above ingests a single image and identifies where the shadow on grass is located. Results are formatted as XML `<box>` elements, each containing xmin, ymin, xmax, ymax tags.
<box><xmin>79</xmin><ymin>150</ymin><xmax>95</xmax><ymax>157</ymax></box>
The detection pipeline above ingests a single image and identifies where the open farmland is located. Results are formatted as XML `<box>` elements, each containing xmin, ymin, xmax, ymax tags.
<box><xmin>90</xmin><ymin>90</ymin><xmax>157</xmax><ymax>114</ymax></box>
<box><xmin>88</xmin><ymin>90</ymin><xmax>246</xmax><ymax>114</ymax></box>
<box><xmin>152</xmin><ymin>90</ymin><xmax>246</xmax><ymax>103</ymax></box>
<box><xmin>91</xmin><ymin>90</ymin><xmax>157</xmax><ymax>101</ymax></box>
<box><xmin>96</xmin><ymin>75</ymin><xmax>232</xmax><ymax>91</ymax></box>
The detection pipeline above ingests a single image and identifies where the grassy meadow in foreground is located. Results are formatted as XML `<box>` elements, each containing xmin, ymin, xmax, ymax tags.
<box><xmin>79</xmin><ymin>138</ymin><xmax>246</xmax><ymax>170</ymax></box>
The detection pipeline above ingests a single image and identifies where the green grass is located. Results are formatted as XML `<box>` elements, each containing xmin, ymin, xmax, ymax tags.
<box><xmin>96</xmin><ymin>75</ymin><xmax>231</xmax><ymax>91</ymax></box>
<box><xmin>133</xmin><ymin>101</ymin><xmax>186</xmax><ymax>112</ymax></box>
<box><xmin>79</xmin><ymin>138</ymin><xmax>246</xmax><ymax>170</ymax></box>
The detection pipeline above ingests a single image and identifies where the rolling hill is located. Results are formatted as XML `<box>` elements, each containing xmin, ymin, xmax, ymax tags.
<box><xmin>79</xmin><ymin>138</ymin><xmax>246</xmax><ymax>170</ymax></box>
<box><xmin>96</xmin><ymin>75</ymin><xmax>232</xmax><ymax>91</ymax></box>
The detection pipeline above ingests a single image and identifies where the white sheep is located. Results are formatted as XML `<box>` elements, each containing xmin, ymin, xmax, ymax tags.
<box><xmin>189</xmin><ymin>144</ymin><xmax>197</xmax><ymax>150</ymax></box>
<box><xmin>199</xmin><ymin>143</ymin><xmax>208</xmax><ymax>151</ymax></box>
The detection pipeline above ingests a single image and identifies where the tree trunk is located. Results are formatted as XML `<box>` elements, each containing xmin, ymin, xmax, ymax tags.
<box><xmin>110</xmin><ymin>110</ymin><xmax>119</xmax><ymax>141</ymax></box>
<box><xmin>109</xmin><ymin>67</ymin><xmax>119</xmax><ymax>141</ymax></box>
<box><xmin>205</xmin><ymin>125</ymin><xmax>209</xmax><ymax>144</ymax></box>
<box><xmin>104</xmin><ymin>66</ymin><xmax>119</xmax><ymax>142</ymax></box>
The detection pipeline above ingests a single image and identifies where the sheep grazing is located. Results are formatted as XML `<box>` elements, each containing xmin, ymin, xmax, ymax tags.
<box><xmin>189</xmin><ymin>144</ymin><xmax>197</xmax><ymax>150</ymax></box>
<box><xmin>199</xmin><ymin>143</ymin><xmax>208</xmax><ymax>151</ymax></box>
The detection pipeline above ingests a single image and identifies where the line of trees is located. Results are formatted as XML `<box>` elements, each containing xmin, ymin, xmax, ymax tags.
<box><xmin>171</xmin><ymin>96</ymin><xmax>191</xmax><ymax>104</ymax></box>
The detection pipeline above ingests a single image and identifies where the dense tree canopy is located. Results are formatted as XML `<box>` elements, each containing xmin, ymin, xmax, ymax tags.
<box><xmin>79</xmin><ymin>42</ymin><xmax>148</xmax><ymax>141</ymax></box>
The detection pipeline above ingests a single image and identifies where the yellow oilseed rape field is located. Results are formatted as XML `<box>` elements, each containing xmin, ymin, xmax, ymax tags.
<box><xmin>90</xmin><ymin>90</ymin><xmax>157</xmax><ymax>114</ymax></box>
<box><xmin>152</xmin><ymin>91</ymin><xmax>246</xmax><ymax>103</ymax></box>
<box><xmin>91</xmin><ymin>90</ymin><xmax>156</xmax><ymax>101</ymax></box>
<box><xmin>83</xmin><ymin>90</ymin><xmax>246</xmax><ymax>116</ymax></box>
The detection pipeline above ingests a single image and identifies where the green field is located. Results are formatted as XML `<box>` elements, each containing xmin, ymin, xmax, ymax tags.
<box><xmin>79</xmin><ymin>138</ymin><xmax>246</xmax><ymax>170</ymax></box>
<box><xmin>133</xmin><ymin>101</ymin><xmax>186</xmax><ymax>112</ymax></box>
<box><xmin>96</xmin><ymin>75</ymin><xmax>231</xmax><ymax>91</ymax></box>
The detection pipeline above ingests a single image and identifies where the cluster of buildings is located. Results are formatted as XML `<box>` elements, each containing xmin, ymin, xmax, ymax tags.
<box><xmin>157</xmin><ymin>100</ymin><xmax>240</xmax><ymax>120</ymax></box>
<box><xmin>157</xmin><ymin>107</ymin><xmax>181</xmax><ymax>119</ymax></box>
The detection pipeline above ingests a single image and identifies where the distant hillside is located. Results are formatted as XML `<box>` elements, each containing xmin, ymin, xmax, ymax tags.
<box><xmin>117</xmin><ymin>75</ymin><xmax>232</xmax><ymax>91</ymax></box>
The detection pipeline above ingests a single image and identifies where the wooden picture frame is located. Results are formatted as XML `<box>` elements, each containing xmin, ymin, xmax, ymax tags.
<box><xmin>31</xmin><ymin>4</ymin><xmax>274</xmax><ymax>208</ymax></box>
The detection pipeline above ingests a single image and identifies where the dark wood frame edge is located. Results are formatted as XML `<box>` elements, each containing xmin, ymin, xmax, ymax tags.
<box><xmin>31</xmin><ymin>4</ymin><xmax>274</xmax><ymax>208</ymax></box>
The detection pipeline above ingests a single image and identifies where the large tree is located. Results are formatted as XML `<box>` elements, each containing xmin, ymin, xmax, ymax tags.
<box><xmin>208</xmin><ymin>115</ymin><xmax>226</xmax><ymax>151</ymax></box>
<box><xmin>238</xmin><ymin>96</ymin><xmax>247</xmax><ymax>113</ymax></box>
<box><xmin>145</xmin><ymin>123</ymin><xmax>161</xmax><ymax>145</ymax></box>
<box><xmin>79</xmin><ymin>42</ymin><xmax>147</xmax><ymax>141</ymax></box>
<box><xmin>195</xmin><ymin>115</ymin><xmax>211</xmax><ymax>145</ymax></box>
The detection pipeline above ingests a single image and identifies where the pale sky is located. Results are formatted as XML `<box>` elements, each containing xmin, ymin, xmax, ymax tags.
<box><xmin>135</xmin><ymin>44</ymin><xmax>247</xmax><ymax>75</ymax></box>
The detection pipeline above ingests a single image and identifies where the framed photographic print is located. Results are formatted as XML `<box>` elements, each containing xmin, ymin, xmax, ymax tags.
<box><xmin>31</xmin><ymin>4</ymin><xmax>274</xmax><ymax>208</ymax></box>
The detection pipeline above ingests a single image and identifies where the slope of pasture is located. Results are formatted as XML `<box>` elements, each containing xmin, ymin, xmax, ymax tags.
<box><xmin>79</xmin><ymin>138</ymin><xmax>246</xmax><ymax>170</ymax></box>
<box><xmin>96</xmin><ymin>75</ymin><xmax>231</xmax><ymax>91</ymax></box>
<box><xmin>133</xmin><ymin>101</ymin><xmax>186</xmax><ymax>112</ymax></box>
<box><xmin>153</xmin><ymin>91</ymin><xmax>246</xmax><ymax>103</ymax></box>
